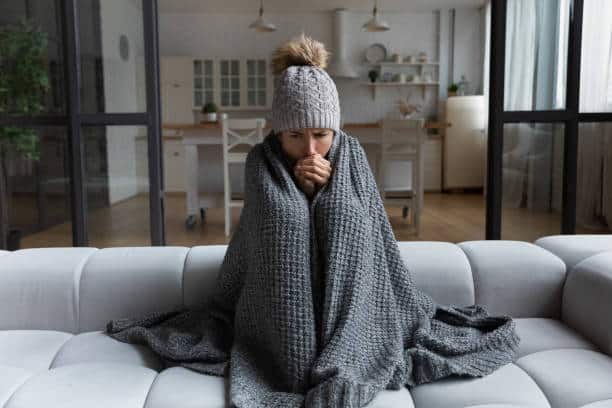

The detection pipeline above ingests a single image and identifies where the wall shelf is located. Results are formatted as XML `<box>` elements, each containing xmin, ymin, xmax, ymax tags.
<box><xmin>366</xmin><ymin>61</ymin><xmax>440</xmax><ymax>100</ymax></box>
<box><xmin>362</xmin><ymin>82</ymin><xmax>440</xmax><ymax>86</ymax></box>
<box><xmin>374</xmin><ymin>61</ymin><xmax>440</xmax><ymax>67</ymax></box>
<box><xmin>361</xmin><ymin>82</ymin><xmax>440</xmax><ymax>100</ymax></box>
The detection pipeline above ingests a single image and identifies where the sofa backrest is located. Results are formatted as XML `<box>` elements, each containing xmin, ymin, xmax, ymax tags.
<box><xmin>0</xmin><ymin>241</ymin><xmax>567</xmax><ymax>333</ymax></box>
<box><xmin>535</xmin><ymin>234</ymin><xmax>612</xmax><ymax>270</ymax></box>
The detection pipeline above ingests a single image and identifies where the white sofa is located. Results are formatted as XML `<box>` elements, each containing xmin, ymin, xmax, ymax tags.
<box><xmin>0</xmin><ymin>235</ymin><xmax>611</xmax><ymax>408</ymax></box>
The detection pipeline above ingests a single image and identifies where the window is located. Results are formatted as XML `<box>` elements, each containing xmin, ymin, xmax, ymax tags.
<box><xmin>247</xmin><ymin>59</ymin><xmax>267</xmax><ymax>107</ymax></box>
<box><xmin>220</xmin><ymin>59</ymin><xmax>240</xmax><ymax>107</ymax></box>
<box><xmin>192</xmin><ymin>58</ymin><xmax>271</xmax><ymax>110</ymax></box>
<box><xmin>193</xmin><ymin>59</ymin><xmax>214</xmax><ymax>107</ymax></box>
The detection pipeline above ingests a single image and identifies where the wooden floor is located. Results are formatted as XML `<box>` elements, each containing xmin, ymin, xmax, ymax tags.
<box><xmin>16</xmin><ymin>191</ymin><xmax>608</xmax><ymax>249</ymax></box>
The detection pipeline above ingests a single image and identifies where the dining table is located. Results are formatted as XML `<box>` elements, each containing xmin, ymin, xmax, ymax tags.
<box><xmin>161</xmin><ymin>120</ymin><xmax>451</xmax><ymax>228</ymax></box>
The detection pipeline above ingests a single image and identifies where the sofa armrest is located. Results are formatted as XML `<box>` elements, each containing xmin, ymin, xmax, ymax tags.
<box><xmin>562</xmin><ymin>252</ymin><xmax>612</xmax><ymax>356</ymax></box>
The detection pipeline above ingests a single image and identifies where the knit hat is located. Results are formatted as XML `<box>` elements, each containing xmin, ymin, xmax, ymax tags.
<box><xmin>268</xmin><ymin>33</ymin><xmax>341</xmax><ymax>133</ymax></box>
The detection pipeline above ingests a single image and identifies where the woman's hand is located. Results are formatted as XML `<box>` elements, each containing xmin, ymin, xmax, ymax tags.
<box><xmin>293</xmin><ymin>153</ymin><xmax>332</xmax><ymax>197</ymax></box>
<box><xmin>294</xmin><ymin>173</ymin><xmax>316</xmax><ymax>198</ymax></box>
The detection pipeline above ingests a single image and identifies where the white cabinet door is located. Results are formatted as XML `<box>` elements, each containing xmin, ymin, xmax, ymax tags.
<box><xmin>161</xmin><ymin>83</ymin><xmax>193</xmax><ymax>123</ymax></box>
<box><xmin>160</xmin><ymin>57</ymin><xmax>192</xmax><ymax>85</ymax></box>
<box><xmin>163</xmin><ymin>139</ymin><xmax>186</xmax><ymax>192</ymax></box>
<box><xmin>160</xmin><ymin>57</ymin><xmax>194</xmax><ymax>123</ymax></box>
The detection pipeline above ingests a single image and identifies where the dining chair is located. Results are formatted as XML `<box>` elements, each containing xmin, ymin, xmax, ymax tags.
<box><xmin>378</xmin><ymin>118</ymin><xmax>426</xmax><ymax>235</ymax></box>
<box><xmin>221</xmin><ymin>117</ymin><xmax>265</xmax><ymax>237</ymax></box>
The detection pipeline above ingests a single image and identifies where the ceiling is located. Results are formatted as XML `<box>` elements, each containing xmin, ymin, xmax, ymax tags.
<box><xmin>158</xmin><ymin>0</ymin><xmax>486</xmax><ymax>14</ymax></box>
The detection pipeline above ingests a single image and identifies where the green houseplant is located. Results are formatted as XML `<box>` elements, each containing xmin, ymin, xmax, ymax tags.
<box><xmin>0</xmin><ymin>19</ymin><xmax>49</xmax><ymax>249</ymax></box>
<box><xmin>201</xmin><ymin>102</ymin><xmax>218</xmax><ymax>122</ymax></box>
<box><xmin>447</xmin><ymin>83</ymin><xmax>459</xmax><ymax>97</ymax></box>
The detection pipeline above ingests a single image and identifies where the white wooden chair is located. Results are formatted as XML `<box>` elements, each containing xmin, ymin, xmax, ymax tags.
<box><xmin>377</xmin><ymin>118</ymin><xmax>426</xmax><ymax>235</ymax></box>
<box><xmin>221</xmin><ymin>117</ymin><xmax>265</xmax><ymax>237</ymax></box>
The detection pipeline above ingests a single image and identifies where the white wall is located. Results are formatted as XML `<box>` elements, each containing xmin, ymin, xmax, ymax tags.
<box><xmin>159</xmin><ymin>10</ymin><xmax>444</xmax><ymax>121</ymax></box>
<box><xmin>453</xmin><ymin>7</ymin><xmax>485</xmax><ymax>95</ymax></box>
<box><xmin>100</xmin><ymin>0</ymin><xmax>146</xmax><ymax>204</ymax></box>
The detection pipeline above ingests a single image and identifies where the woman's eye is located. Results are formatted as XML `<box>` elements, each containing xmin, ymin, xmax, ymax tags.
<box><xmin>315</xmin><ymin>133</ymin><xmax>328</xmax><ymax>138</ymax></box>
<box><xmin>290</xmin><ymin>133</ymin><xmax>301</xmax><ymax>138</ymax></box>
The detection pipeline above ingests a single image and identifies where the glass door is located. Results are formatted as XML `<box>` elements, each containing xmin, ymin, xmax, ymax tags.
<box><xmin>486</xmin><ymin>0</ymin><xmax>612</xmax><ymax>239</ymax></box>
<box><xmin>0</xmin><ymin>0</ymin><xmax>163</xmax><ymax>249</ymax></box>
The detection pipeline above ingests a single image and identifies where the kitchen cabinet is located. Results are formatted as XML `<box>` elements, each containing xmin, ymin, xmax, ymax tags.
<box><xmin>160</xmin><ymin>57</ymin><xmax>193</xmax><ymax>124</ymax></box>
<box><xmin>161</xmin><ymin>56</ymin><xmax>273</xmax><ymax>121</ymax></box>
<box><xmin>163</xmin><ymin>139</ymin><xmax>186</xmax><ymax>192</ymax></box>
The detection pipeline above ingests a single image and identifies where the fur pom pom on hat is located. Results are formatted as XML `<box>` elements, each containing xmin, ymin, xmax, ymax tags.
<box><xmin>269</xmin><ymin>33</ymin><xmax>341</xmax><ymax>133</ymax></box>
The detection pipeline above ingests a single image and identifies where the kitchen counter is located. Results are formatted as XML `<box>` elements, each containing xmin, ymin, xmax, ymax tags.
<box><xmin>162</xmin><ymin>120</ymin><xmax>450</xmax><ymax>132</ymax></box>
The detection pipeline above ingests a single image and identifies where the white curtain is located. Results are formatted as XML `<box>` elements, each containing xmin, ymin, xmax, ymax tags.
<box><xmin>576</xmin><ymin>0</ymin><xmax>612</xmax><ymax>230</ymax></box>
<box><xmin>500</xmin><ymin>0</ymin><xmax>539</xmax><ymax>209</ymax></box>
<box><xmin>503</xmin><ymin>0</ymin><xmax>536</xmax><ymax>112</ymax></box>
<box><xmin>485</xmin><ymin>0</ymin><xmax>571</xmax><ymax>212</ymax></box>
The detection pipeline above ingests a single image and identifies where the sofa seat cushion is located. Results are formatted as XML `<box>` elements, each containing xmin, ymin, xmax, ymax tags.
<box><xmin>579</xmin><ymin>400</ymin><xmax>612</xmax><ymax>408</ymax></box>
<box><xmin>143</xmin><ymin>366</ymin><xmax>226</xmax><ymax>408</ymax></box>
<box><xmin>143</xmin><ymin>366</ymin><xmax>415</xmax><ymax>408</ymax></box>
<box><xmin>513</xmin><ymin>318</ymin><xmax>597</xmax><ymax>358</ymax></box>
<box><xmin>410</xmin><ymin>362</ymin><xmax>551</xmax><ymax>408</ymax></box>
<box><xmin>0</xmin><ymin>329</ymin><xmax>415</xmax><ymax>408</ymax></box>
<box><xmin>516</xmin><ymin>349</ymin><xmax>612</xmax><ymax>408</ymax></box>
<box><xmin>409</xmin><ymin>317</ymin><xmax>605</xmax><ymax>408</ymax></box>
<box><xmin>50</xmin><ymin>331</ymin><xmax>163</xmax><ymax>371</ymax></box>
<box><xmin>0</xmin><ymin>320</ymin><xmax>606</xmax><ymax>408</ymax></box>
<box><xmin>0</xmin><ymin>330</ymin><xmax>72</xmax><ymax>372</ymax></box>
<box><xmin>463</xmin><ymin>405</ymin><xmax>539</xmax><ymax>408</ymax></box>
<box><xmin>0</xmin><ymin>366</ymin><xmax>32</xmax><ymax>408</ymax></box>
<box><xmin>3</xmin><ymin>362</ymin><xmax>157</xmax><ymax>408</ymax></box>
<box><xmin>365</xmin><ymin>387</ymin><xmax>415</xmax><ymax>408</ymax></box>
<box><xmin>463</xmin><ymin>405</ymin><xmax>537</xmax><ymax>408</ymax></box>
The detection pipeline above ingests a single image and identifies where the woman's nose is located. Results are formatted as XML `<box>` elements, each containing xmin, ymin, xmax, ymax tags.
<box><xmin>306</xmin><ymin>137</ymin><xmax>317</xmax><ymax>155</ymax></box>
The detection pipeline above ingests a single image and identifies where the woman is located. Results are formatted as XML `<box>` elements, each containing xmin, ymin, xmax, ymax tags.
<box><xmin>106</xmin><ymin>33</ymin><xmax>520</xmax><ymax>408</ymax></box>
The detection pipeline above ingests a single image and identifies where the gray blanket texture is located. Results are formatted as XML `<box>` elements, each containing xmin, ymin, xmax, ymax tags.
<box><xmin>105</xmin><ymin>129</ymin><xmax>520</xmax><ymax>407</ymax></box>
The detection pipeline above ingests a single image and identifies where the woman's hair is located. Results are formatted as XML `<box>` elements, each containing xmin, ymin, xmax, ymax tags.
<box><xmin>270</xmin><ymin>32</ymin><xmax>331</xmax><ymax>76</ymax></box>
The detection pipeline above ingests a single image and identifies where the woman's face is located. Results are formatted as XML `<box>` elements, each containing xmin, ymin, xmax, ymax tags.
<box><xmin>277</xmin><ymin>128</ymin><xmax>334</xmax><ymax>162</ymax></box>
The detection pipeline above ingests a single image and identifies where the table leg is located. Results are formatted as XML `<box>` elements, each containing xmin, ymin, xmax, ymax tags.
<box><xmin>184</xmin><ymin>144</ymin><xmax>199</xmax><ymax>218</ymax></box>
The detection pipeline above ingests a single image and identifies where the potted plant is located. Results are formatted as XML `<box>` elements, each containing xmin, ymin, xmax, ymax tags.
<box><xmin>448</xmin><ymin>83</ymin><xmax>459</xmax><ymax>97</ymax></box>
<box><xmin>368</xmin><ymin>69</ymin><xmax>379</xmax><ymax>83</ymax></box>
<box><xmin>0</xmin><ymin>19</ymin><xmax>49</xmax><ymax>250</ymax></box>
<box><xmin>201</xmin><ymin>102</ymin><xmax>218</xmax><ymax>122</ymax></box>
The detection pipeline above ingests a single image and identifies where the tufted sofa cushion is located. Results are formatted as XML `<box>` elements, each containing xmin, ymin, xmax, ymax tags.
<box><xmin>0</xmin><ymin>237</ymin><xmax>611</xmax><ymax>407</ymax></box>
<box><xmin>535</xmin><ymin>234</ymin><xmax>612</xmax><ymax>270</ymax></box>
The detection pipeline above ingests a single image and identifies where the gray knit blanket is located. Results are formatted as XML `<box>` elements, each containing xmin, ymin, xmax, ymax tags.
<box><xmin>106</xmin><ymin>129</ymin><xmax>520</xmax><ymax>407</ymax></box>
